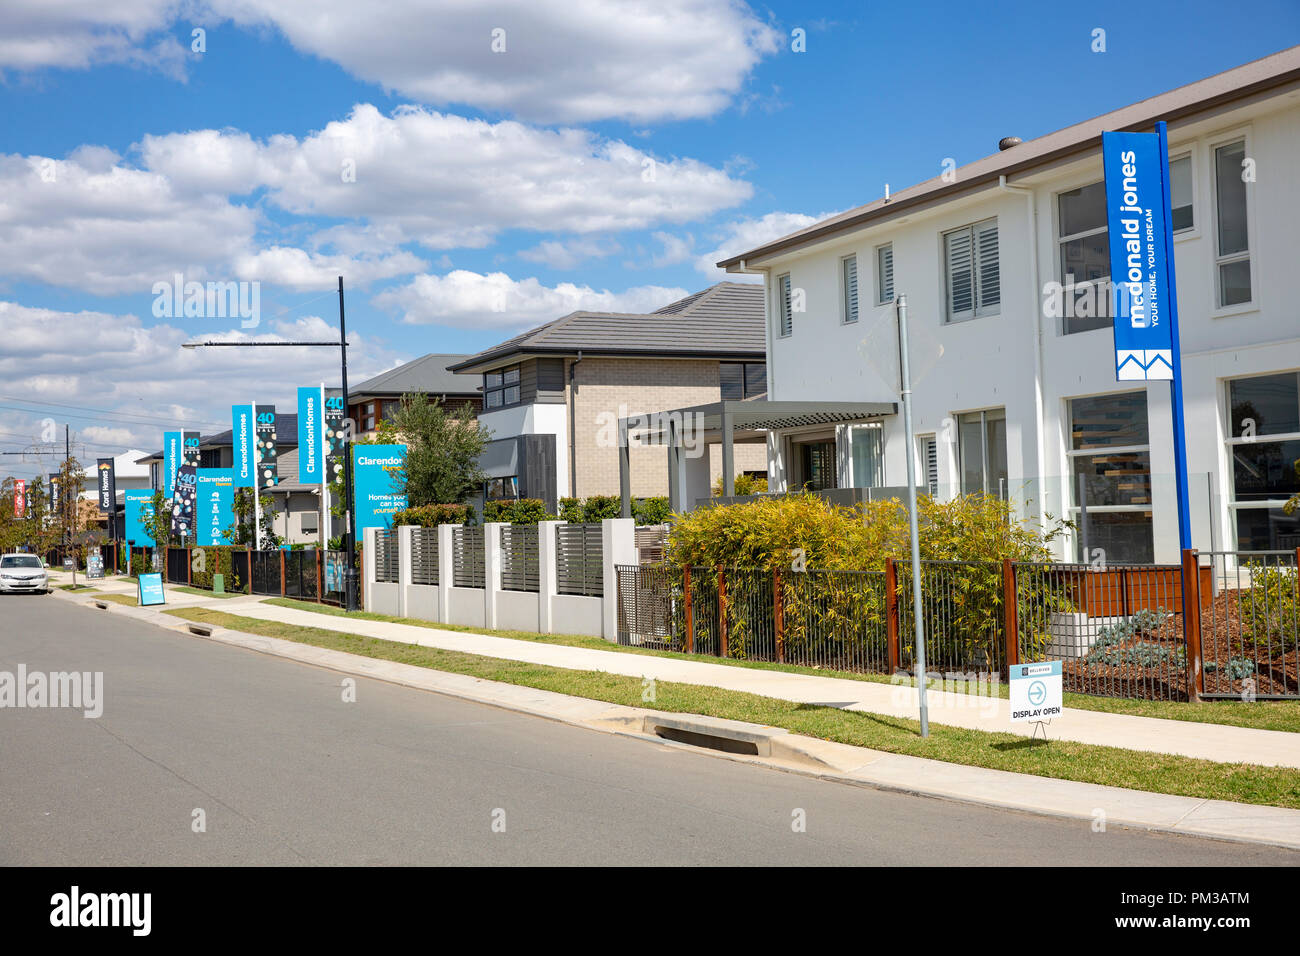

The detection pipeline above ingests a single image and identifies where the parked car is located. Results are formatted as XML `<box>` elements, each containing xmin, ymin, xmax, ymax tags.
<box><xmin>0</xmin><ymin>553</ymin><xmax>51</xmax><ymax>594</ymax></box>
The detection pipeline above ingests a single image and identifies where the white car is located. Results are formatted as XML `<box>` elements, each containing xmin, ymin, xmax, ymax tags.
<box><xmin>0</xmin><ymin>554</ymin><xmax>51</xmax><ymax>594</ymax></box>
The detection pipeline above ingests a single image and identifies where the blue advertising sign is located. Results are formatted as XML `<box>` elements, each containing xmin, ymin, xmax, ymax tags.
<box><xmin>163</xmin><ymin>431</ymin><xmax>181</xmax><ymax>499</ymax></box>
<box><xmin>124</xmin><ymin>488</ymin><xmax>155</xmax><ymax>545</ymax></box>
<box><xmin>256</xmin><ymin>405</ymin><xmax>279</xmax><ymax>490</ymax></box>
<box><xmin>171</xmin><ymin>463</ymin><xmax>198</xmax><ymax>537</ymax></box>
<box><xmin>138</xmin><ymin>572</ymin><xmax>166</xmax><ymax>606</ymax></box>
<box><xmin>196</xmin><ymin>468</ymin><xmax>235</xmax><ymax>546</ymax></box>
<box><xmin>232</xmin><ymin>405</ymin><xmax>256</xmax><ymax>488</ymax></box>
<box><xmin>1102</xmin><ymin>130</ymin><xmax>1176</xmax><ymax>381</ymax></box>
<box><xmin>297</xmin><ymin>386</ymin><xmax>324</xmax><ymax>484</ymax></box>
<box><xmin>353</xmin><ymin>444</ymin><xmax>407</xmax><ymax>531</ymax></box>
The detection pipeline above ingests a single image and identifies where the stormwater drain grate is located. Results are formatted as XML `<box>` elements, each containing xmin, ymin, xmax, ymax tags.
<box><xmin>652</xmin><ymin>726</ymin><xmax>760</xmax><ymax>755</ymax></box>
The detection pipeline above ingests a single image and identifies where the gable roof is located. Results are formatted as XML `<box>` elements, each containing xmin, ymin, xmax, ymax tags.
<box><xmin>447</xmin><ymin>282</ymin><xmax>766</xmax><ymax>374</ymax></box>
<box><xmin>349</xmin><ymin>353</ymin><xmax>477</xmax><ymax>398</ymax></box>
<box><xmin>719</xmin><ymin>45</ymin><xmax>1300</xmax><ymax>270</ymax></box>
<box><xmin>136</xmin><ymin>414</ymin><xmax>299</xmax><ymax>463</ymax></box>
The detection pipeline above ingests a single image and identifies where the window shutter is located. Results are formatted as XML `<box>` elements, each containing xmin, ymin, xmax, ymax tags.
<box><xmin>922</xmin><ymin>436</ymin><xmax>938</xmax><ymax>496</ymax></box>
<box><xmin>945</xmin><ymin>228</ymin><xmax>973</xmax><ymax>319</ymax></box>
<box><xmin>719</xmin><ymin>363</ymin><xmax>743</xmax><ymax>401</ymax></box>
<box><xmin>778</xmin><ymin>274</ymin><xmax>792</xmax><ymax>336</ymax></box>
<box><xmin>975</xmin><ymin>220</ymin><xmax>1000</xmax><ymax>312</ymax></box>
<box><xmin>842</xmin><ymin>256</ymin><xmax>859</xmax><ymax>323</ymax></box>
<box><xmin>878</xmin><ymin>244</ymin><xmax>894</xmax><ymax>304</ymax></box>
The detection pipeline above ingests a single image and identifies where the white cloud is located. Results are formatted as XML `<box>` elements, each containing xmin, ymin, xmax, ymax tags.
<box><xmin>695</xmin><ymin>210</ymin><xmax>839</xmax><ymax>279</ymax></box>
<box><xmin>518</xmin><ymin>237</ymin><xmax>621</xmax><ymax>270</ymax></box>
<box><xmin>0</xmin><ymin>299</ymin><xmax>400</xmax><ymax>454</ymax></box>
<box><xmin>373</xmin><ymin>269</ymin><xmax>689</xmax><ymax>328</ymax></box>
<box><xmin>140</xmin><ymin>104</ymin><xmax>753</xmax><ymax>249</ymax></box>
<box><xmin>234</xmin><ymin>246</ymin><xmax>427</xmax><ymax>291</ymax></box>
<box><xmin>6</xmin><ymin>2</ymin><xmax>781</xmax><ymax>123</ymax></box>
<box><xmin>650</xmin><ymin>231</ymin><xmax>695</xmax><ymax>268</ymax></box>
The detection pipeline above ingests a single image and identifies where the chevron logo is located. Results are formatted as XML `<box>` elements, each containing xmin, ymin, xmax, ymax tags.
<box><xmin>1116</xmin><ymin>350</ymin><xmax>1147</xmax><ymax>380</ymax></box>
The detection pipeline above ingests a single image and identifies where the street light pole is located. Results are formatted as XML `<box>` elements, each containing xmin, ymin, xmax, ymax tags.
<box><xmin>338</xmin><ymin>276</ymin><xmax>358</xmax><ymax>612</ymax></box>
<box><xmin>896</xmin><ymin>294</ymin><xmax>930</xmax><ymax>738</ymax></box>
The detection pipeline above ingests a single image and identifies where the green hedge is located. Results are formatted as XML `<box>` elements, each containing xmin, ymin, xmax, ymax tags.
<box><xmin>392</xmin><ymin>503</ymin><xmax>473</xmax><ymax>527</ymax></box>
<box><xmin>482</xmin><ymin>498</ymin><xmax>549</xmax><ymax>524</ymax></box>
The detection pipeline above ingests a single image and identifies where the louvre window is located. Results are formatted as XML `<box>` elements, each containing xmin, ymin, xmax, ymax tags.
<box><xmin>944</xmin><ymin>219</ymin><xmax>999</xmax><ymax>322</ymax></box>
<box><xmin>841</xmin><ymin>255</ymin><xmax>859</xmax><ymax>323</ymax></box>
<box><xmin>876</xmin><ymin>243</ymin><xmax>894</xmax><ymax>305</ymax></box>
<box><xmin>777</xmin><ymin>273</ymin><xmax>793</xmax><ymax>336</ymax></box>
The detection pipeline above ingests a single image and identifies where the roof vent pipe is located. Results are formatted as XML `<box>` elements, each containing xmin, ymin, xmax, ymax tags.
<box><xmin>998</xmin><ymin>136</ymin><xmax>1022</xmax><ymax>151</ymax></box>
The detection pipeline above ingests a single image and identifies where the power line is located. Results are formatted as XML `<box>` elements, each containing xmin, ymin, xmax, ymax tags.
<box><xmin>0</xmin><ymin>396</ymin><xmax>226</xmax><ymax>429</ymax></box>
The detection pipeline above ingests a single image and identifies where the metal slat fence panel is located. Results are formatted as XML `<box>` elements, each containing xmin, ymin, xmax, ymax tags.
<box><xmin>374</xmin><ymin>530</ymin><xmax>399</xmax><ymax>584</ymax></box>
<box><xmin>1199</xmin><ymin>550</ymin><xmax>1299</xmax><ymax>698</ymax></box>
<box><xmin>897</xmin><ymin>560</ymin><xmax>1006</xmax><ymax>676</ymax></box>
<box><xmin>556</xmin><ymin>523</ymin><xmax>602</xmax><ymax>596</ymax></box>
<box><xmin>500</xmin><ymin>525</ymin><xmax>539</xmax><ymax>592</ymax></box>
<box><xmin>251</xmin><ymin>551</ymin><xmax>283</xmax><ymax>596</ymax></box>
<box><xmin>786</xmin><ymin>569</ymin><xmax>891</xmax><ymax>673</ymax></box>
<box><xmin>1014</xmin><ymin>561</ymin><xmax>1187</xmax><ymax>701</ymax></box>
<box><xmin>411</xmin><ymin>529</ymin><xmax>439</xmax><ymax>586</ymax></box>
<box><xmin>452</xmin><ymin>526</ymin><xmax>485</xmax><ymax>588</ymax></box>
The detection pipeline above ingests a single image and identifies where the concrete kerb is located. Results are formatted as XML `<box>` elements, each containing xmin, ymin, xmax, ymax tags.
<box><xmin>50</xmin><ymin>586</ymin><xmax>1300</xmax><ymax>852</ymax></box>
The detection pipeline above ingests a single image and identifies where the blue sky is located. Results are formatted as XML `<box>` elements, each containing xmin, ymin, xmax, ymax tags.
<box><xmin>1</xmin><ymin>0</ymin><xmax>1297</xmax><ymax>478</ymax></box>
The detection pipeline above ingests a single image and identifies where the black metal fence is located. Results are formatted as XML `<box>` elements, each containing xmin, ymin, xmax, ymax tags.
<box><xmin>556</xmin><ymin>523</ymin><xmax>602</xmax><ymax>597</ymax></box>
<box><xmin>251</xmin><ymin>551</ymin><xmax>282</xmax><ymax>595</ymax></box>
<box><xmin>411</xmin><ymin>529</ymin><xmax>438</xmax><ymax>586</ymax></box>
<box><xmin>500</xmin><ymin>524</ymin><xmax>539</xmax><ymax>592</ymax></box>
<box><xmin>284</xmin><ymin>549</ymin><xmax>319</xmax><ymax>600</ymax></box>
<box><xmin>374</xmin><ymin>530</ymin><xmax>399</xmax><ymax>584</ymax></box>
<box><xmin>1199</xmin><ymin>550</ymin><xmax>1299</xmax><ymax>699</ymax></box>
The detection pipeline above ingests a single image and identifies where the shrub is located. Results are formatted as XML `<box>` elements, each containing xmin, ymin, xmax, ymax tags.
<box><xmin>558</xmin><ymin>497</ymin><xmax>582</xmax><ymax>522</ymax></box>
<box><xmin>483</xmin><ymin>498</ymin><xmax>550</xmax><ymax>524</ymax></box>
<box><xmin>712</xmin><ymin>473</ymin><xmax>767</xmax><ymax>497</ymax></box>
<box><xmin>188</xmin><ymin>546</ymin><xmax>244</xmax><ymax>593</ymax></box>
<box><xmin>391</xmin><ymin>503</ymin><xmax>472</xmax><ymax>528</ymax></box>
<box><xmin>667</xmin><ymin>491</ymin><xmax>1072</xmax><ymax>667</ymax></box>
<box><xmin>1238</xmin><ymin>563</ymin><xmax>1299</xmax><ymax>652</ymax></box>
<box><xmin>581</xmin><ymin>495</ymin><xmax>620</xmax><ymax>522</ymax></box>
<box><xmin>633</xmin><ymin>496</ymin><xmax>671</xmax><ymax>526</ymax></box>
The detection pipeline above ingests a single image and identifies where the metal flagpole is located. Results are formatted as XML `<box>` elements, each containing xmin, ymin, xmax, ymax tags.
<box><xmin>319</xmin><ymin>381</ymin><xmax>328</xmax><ymax>549</ymax></box>
<box><xmin>896</xmin><ymin>294</ymin><xmax>930</xmax><ymax>737</ymax></box>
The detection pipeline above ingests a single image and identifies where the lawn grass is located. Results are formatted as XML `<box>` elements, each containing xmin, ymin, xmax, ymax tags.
<box><xmin>264</xmin><ymin>597</ymin><xmax>1300</xmax><ymax>735</ymax></box>
<box><xmin>58</xmin><ymin>584</ymin><xmax>98</xmax><ymax>592</ymax></box>
<box><xmin>168</xmin><ymin>605</ymin><xmax>1300</xmax><ymax>809</ymax></box>
<box><xmin>97</xmin><ymin>593</ymin><xmax>138</xmax><ymax>606</ymax></box>
<box><xmin>170</xmin><ymin>585</ymin><xmax>237</xmax><ymax>599</ymax></box>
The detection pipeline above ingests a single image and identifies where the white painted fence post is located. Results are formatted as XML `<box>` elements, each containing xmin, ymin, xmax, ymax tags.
<box><xmin>437</xmin><ymin>523</ymin><xmax>457</xmax><ymax>623</ymax></box>
<box><xmin>397</xmin><ymin>524</ymin><xmax>414</xmax><ymax>618</ymax></box>
<box><xmin>602</xmin><ymin>517</ymin><xmax>636</xmax><ymax>642</ymax></box>
<box><xmin>484</xmin><ymin>522</ymin><xmax>504</xmax><ymax>630</ymax></box>
<box><xmin>362</xmin><ymin>526</ymin><xmax>378</xmax><ymax>612</ymax></box>
<box><xmin>538</xmin><ymin>520</ymin><xmax>562</xmax><ymax>634</ymax></box>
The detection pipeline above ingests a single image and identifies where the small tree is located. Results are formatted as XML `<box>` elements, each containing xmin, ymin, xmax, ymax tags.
<box><xmin>381</xmin><ymin>391</ymin><xmax>490</xmax><ymax>506</ymax></box>
<box><xmin>228</xmin><ymin>488</ymin><xmax>282</xmax><ymax>549</ymax></box>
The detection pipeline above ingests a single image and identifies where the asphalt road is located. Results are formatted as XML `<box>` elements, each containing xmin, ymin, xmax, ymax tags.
<box><xmin>1</xmin><ymin>593</ymin><xmax>1296</xmax><ymax>866</ymax></box>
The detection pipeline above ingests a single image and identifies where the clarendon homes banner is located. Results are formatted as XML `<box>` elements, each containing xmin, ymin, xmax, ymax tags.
<box><xmin>196</xmin><ymin>468</ymin><xmax>234</xmax><ymax>547</ymax></box>
<box><xmin>1102</xmin><ymin>130</ymin><xmax>1177</xmax><ymax>382</ymax></box>
<box><xmin>353</xmin><ymin>444</ymin><xmax>407</xmax><ymax>532</ymax></box>
<box><xmin>232</xmin><ymin>404</ymin><xmax>256</xmax><ymax>488</ymax></box>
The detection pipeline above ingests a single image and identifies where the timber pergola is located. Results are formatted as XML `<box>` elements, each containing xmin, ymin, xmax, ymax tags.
<box><xmin>617</xmin><ymin>399</ymin><xmax>897</xmax><ymax>517</ymax></box>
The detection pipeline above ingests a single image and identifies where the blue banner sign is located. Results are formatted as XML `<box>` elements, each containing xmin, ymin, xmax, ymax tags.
<box><xmin>138</xmin><ymin>572</ymin><xmax>166</xmax><ymax>606</ymax></box>
<box><xmin>196</xmin><ymin>468</ymin><xmax>235</xmax><ymax>546</ymax></box>
<box><xmin>171</xmin><ymin>464</ymin><xmax>198</xmax><ymax>537</ymax></box>
<box><xmin>298</xmin><ymin>386</ymin><xmax>324</xmax><ymax>484</ymax></box>
<box><xmin>182</xmin><ymin>430</ymin><xmax>201</xmax><ymax>468</ymax></box>
<box><xmin>353</xmin><ymin>444</ymin><xmax>407</xmax><ymax>531</ymax></box>
<box><xmin>163</xmin><ymin>431</ymin><xmax>181</xmax><ymax>499</ymax></box>
<box><xmin>124</xmin><ymin>488</ymin><xmax>155</xmax><ymax>545</ymax></box>
<box><xmin>256</xmin><ymin>405</ymin><xmax>279</xmax><ymax>489</ymax></box>
<box><xmin>1102</xmin><ymin>130</ymin><xmax>1176</xmax><ymax>381</ymax></box>
<box><xmin>232</xmin><ymin>404</ymin><xmax>256</xmax><ymax>488</ymax></box>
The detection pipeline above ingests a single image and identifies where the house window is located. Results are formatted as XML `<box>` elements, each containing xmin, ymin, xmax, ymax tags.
<box><xmin>1058</xmin><ymin>181</ymin><xmax>1111</xmax><ymax>335</ymax></box>
<box><xmin>957</xmin><ymin>408</ymin><xmax>1007</xmax><ymax>497</ymax></box>
<box><xmin>1068</xmin><ymin>391</ymin><xmax>1153</xmax><ymax>563</ymax></box>
<box><xmin>485</xmin><ymin>476</ymin><xmax>520</xmax><ymax>501</ymax></box>
<box><xmin>1214</xmin><ymin>139</ymin><xmax>1251</xmax><ymax>307</ymax></box>
<box><xmin>720</xmin><ymin>362</ymin><xmax>767</xmax><ymax>401</ymax></box>
<box><xmin>798</xmin><ymin>441</ymin><xmax>837</xmax><ymax>491</ymax></box>
<box><xmin>918</xmin><ymin>435</ymin><xmax>938</xmax><ymax>496</ymax></box>
<box><xmin>849</xmin><ymin>424</ymin><xmax>883</xmax><ymax>488</ymax></box>
<box><xmin>776</xmin><ymin>273</ymin><xmax>792</xmax><ymax>336</ymax></box>
<box><xmin>877</xmin><ymin>243</ymin><xmax>894</xmax><ymax>305</ymax></box>
<box><xmin>199</xmin><ymin>448</ymin><xmax>221</xmax><ymax>469</ymax></box>
<box><xmin>1170</xmin><ymin>155</ymin><xmax>1193</xmax><ymax>232</ymax></box>
<box><xmin>361</xmin><ymin>402</ymin><xmax>375</xmax><ymax>432</ymax></box>
<box><xmin>943</xmin><ymin>218</ymin><xmax>999</xmax><ymax>322</ymax></box>
<box><xmin>1226</xmin><ymin>372</ymin><xmax>1300</xmax><ymax>550</ymax></box>
<box><xmin>841</xmin><ymin>255</ymin><xmax>859</xmax><ymax>324</ymax></box>
<box><xmin>484</xmin><ymin>365</ymin><xmax>522</xmax><ymax>409</ymax></box>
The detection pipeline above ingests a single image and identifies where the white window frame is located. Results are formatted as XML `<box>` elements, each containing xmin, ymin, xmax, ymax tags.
<box><xmin>1168</xmin><ymin>150</ymin><xmax>1197</xmax><ymax>239</ymax></box>
<box><xmin>1065</xmin><ymin>391</ymin><xmax>1154</xmax><ymax>559</ymax></box>
<box><xmin>876</xmin><ymin>243</ymin><xmax>894</xmax><ymax>306</ymax></box>
<box><xmin>1054</xmin><ymin>180</ymin><xmax>1111</xmax><ymax>336</ymax></box>
<box><xmin>942</xmin><ymin>218</ymin><xmax>1000</xmax><ymax>323</ymax></box>
<box><xmin>1223</xmin><ymin>372</ymin><xmax>1300</xmax><ymax>543</ymax></box>
<box><xmin>917</xmin><ymin>433</ymin><xmax>938</xmax><ymax>497</ymax></box>
<box><xmin>956</xmin><ymin>407</ymin><xmax>1007</xmax><ymax>496</ymax></box>
<box><xmin>1209</xmin><ymin>129</ymin><xmax>1257</xmax><ymax>316</ymax></box>
<box><xmin>776</xmin><ymin>272</ymin><xmax>793</xmax><ymax>338</ymax></box>
<box><xmin>840</xmin><ymin>254</ymin><xmax>859</xmax><ymax>325</ymax></box>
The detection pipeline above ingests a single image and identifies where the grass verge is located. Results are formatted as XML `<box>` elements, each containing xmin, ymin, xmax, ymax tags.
<box><xmin>58</xmin><ymin>584</ymin><xmax>98</xmax><ymax>592</ymax></box>
<box><xmin>264</xmin><ymin>597</ymin><xmax>1300</xmax><ymax>735</ymax></box>
<box><xmin>169</xmin><ymin>606</ymin><xmax>1300</xmax><ymax>809</ymax></box>
<box><xmin>97</xmin><ymin>593</ymin><xmax>138</xmax><ymax>606</ymax></box>
<box><xmin>171</xmin><ymin>585</ymin><xmax>237</xmax><ymax>599</ymax></box>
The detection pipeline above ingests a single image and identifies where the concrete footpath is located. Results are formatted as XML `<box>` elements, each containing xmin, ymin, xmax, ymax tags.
<box><xmin>56</xmin><ymin>582</ymin><xmax>1300</xmax><ymax>852</ymax></box>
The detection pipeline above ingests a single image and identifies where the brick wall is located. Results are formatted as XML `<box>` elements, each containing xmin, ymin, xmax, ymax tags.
<box><xmin>566</xmin><ymin>357</ymin><xmax>767</xmax><ymax>498</ymax></box>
